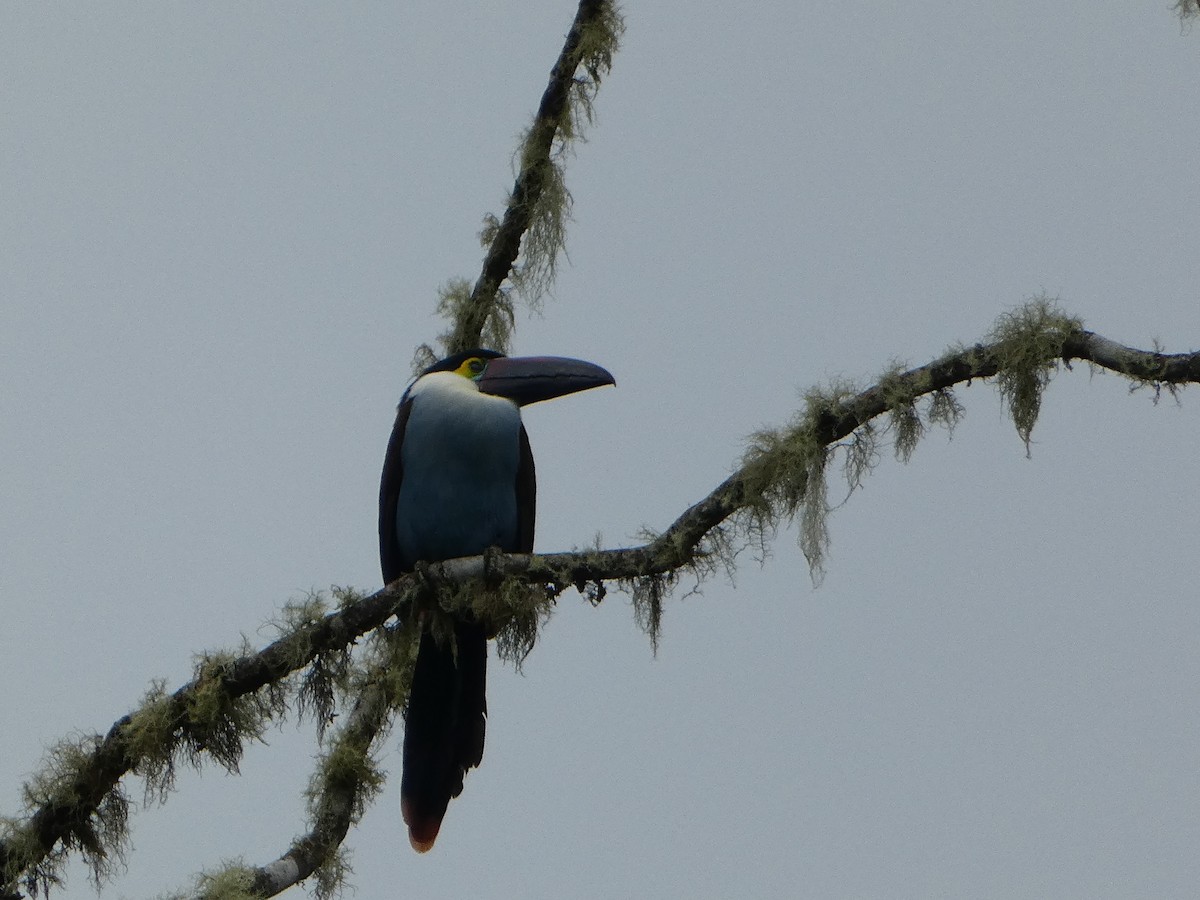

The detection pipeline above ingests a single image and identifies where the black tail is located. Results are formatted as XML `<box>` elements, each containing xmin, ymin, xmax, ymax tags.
<box><xmin>400</xmin><ymin>620</ymin><xmax>487</xmax><ymax>852</ymax></box>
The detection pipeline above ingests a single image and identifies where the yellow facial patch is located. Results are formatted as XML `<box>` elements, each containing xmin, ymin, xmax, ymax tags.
<box><xmin>453</xmin><ymin>357</ymin><xmax>488</xmax><ymax>380</ymax></box>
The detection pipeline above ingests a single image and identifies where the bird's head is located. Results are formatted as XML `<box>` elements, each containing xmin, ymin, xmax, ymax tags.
<box><xmin>418</xmin><ymin>349</ymin><xmax>615</xmax><ymax>406</ymax></box>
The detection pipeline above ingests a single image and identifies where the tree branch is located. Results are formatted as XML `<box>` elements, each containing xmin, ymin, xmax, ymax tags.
<box><xmin>4</xmin><ymin>309</ymin><xmax>1195</xmax><ymax>897</ymax></box>
<box><xmin>5</xmin><ymin>311</ymin><xmax>1196</xmax><ymax>897</ymax></box>
<box><xmin>0</xmin><ymin>584</ymin><xmax>430</xmax><ymax>897</ymax></box>
<box><xmin>444</xmin><ymin>0</ymin><xmax>623</xmax><ymax>354</ymax></box>
<box><xmin>241</xmin><ymin>673</ymin><xmax>397</xmax><ymax>900</ymax></box>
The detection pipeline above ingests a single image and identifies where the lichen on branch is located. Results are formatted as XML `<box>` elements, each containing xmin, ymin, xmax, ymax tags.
<box><xmin>435</xmin><ymin>0</ymin><xmax>625</xmax><ymax>358</ymax></box>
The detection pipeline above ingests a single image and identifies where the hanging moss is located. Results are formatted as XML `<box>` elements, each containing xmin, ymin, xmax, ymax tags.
<box><xmin>9</xmin><ymin>735</ymin><xmax>131</xmax><ymax>892</ymax></box>
<box><xmin>739</xmin><ymin>383</ymin><xmax>857</xmax><ymax>583</ymax></box>
<box><xmin>875</xmin><ymin>364</ymin><xmax>926</xmax><ymax>462</ymax></box>
<box><xmin>889</xmin><ymin>402</ymin><xmax>924</xmax><ymax>462</ymax></box>
<box><xmin>843</xmin><ymin>421</ymin><xmax>880</xmax><ymax>493</ymax></box>
<box><xmin>126</xmin><ymin>682</ymin><xmax>181</xmax><ymax>802</ymax></box>
<box><xmin>628</xmin><ymin>571</ymin><xmax>672</xmax><ymax>655</ymax></box>
<box><xmin>274</xmin><ymin>591</ymin><xmax>360</xmax><ymax>740</ymax></box>
<box><xmin>435</xmin><ymin>278</ymin><xmax>514</xmax><ymax>358</ymax></box>
<box><xmin>927</xmin><ymin>387</ymin><xmax>965</xmax><ymax>433</ymax></box>
<box><xmin>491</xmin><ymin>580</ymin><xmax>555</xmax><ymax>669</ymax></box>
<box><xmin>311</xmin><ymin>849</ymin><xmax>352</xmax><ymax>900</ymax></box>
<box><xmin>988</xmin><ymin>296</ymin><xmax>1084</xmax><ymax>453</ymax></box>
<box><xmin>358</xmin><ymin>621</ymin><xmax>419</xmax><ymax>715</ymax></box>
<box><xmin>305</xmin><ymin>735</ymin><xmax>386</xmax><ymax>826</ymax></box>
<box><xmin>410</xmin><ymin>343</ymin><xmax>438</xmax><ymax>377</ymax></box>
<box><xmin>181</xmin><ymin>651</ymin><xmax>289</xmax><ymax>776</ymax></box>
<box><xmin>159</xmin><ymin>863</ymin><xmax>258</xmax><ymax>900</ymax></box>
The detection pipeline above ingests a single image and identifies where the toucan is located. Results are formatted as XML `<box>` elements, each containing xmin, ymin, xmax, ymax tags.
<box><xmin>379</xmin><ymin>348</ymin><xmax>614</xmax><ymax>852</ymax></box>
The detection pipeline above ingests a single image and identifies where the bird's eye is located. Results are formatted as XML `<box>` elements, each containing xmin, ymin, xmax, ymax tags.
<box><xmin>458</xmin><ymin>357</ymin><xmax>487</xmax><ymax>379</ymax></box>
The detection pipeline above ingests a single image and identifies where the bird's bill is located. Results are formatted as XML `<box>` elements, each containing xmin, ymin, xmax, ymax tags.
<box><xmin>476</xmin><ymin>355</ymin><xmax>615</xmax><ymax>406</ymax></box>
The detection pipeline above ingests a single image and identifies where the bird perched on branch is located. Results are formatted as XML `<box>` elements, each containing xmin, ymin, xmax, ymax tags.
<box><xmin>379</xmin><ymin>348</ymin><xmax>614</xmax><ymax>852</ymax></box>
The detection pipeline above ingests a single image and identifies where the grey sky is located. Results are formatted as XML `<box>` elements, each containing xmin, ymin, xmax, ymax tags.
<box><xmin>3</xmin><ymin>3</ymin><xmax>1199</xmax><ymax>898</ymax></box>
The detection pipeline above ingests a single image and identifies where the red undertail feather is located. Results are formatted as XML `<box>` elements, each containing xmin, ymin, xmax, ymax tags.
<box><xmin>402</xmin><ymin>795</ymin><xmax>442</xmax><ymax>853</ymax></box>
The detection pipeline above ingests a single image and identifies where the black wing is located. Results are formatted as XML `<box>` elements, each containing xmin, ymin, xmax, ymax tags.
<box><xmin>378</xmin><ymin>398</ymin><xmax>412</xmax><ymax>586</ymax></box>
<box><xmin>516</xmin><ymin>423</ymin><xmax>536</xmax><ymax>553</ymax></box>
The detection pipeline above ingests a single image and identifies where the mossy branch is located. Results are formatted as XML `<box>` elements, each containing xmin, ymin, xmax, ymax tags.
<box><xmin>178</xmin><ymin>691</ymin><xmax>393</xmax><ymax>899</ymax></box>
<box><xmin>0</xmin><ymin>582</ymin><xmax>433</xmax><ymax>899</ymax></box>
<box><xmin>440</xmin><ymin>0</ymin><xmax>624</xmax><ymax>355</ymax></box>
<box><xmin>173</xmin><ymin>628</ymin><xmax>415</xmax><ymax>900</ymax></box>
<box><xmin>4</xmin><ymin>306</ymin><xmax>1198</xmax><ymax>897</ymax></box>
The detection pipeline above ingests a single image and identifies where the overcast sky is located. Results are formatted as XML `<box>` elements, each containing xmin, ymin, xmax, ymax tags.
<box><xmin>3</xmin><ymin>3</ymin><xmax>1200</xmax><ymax>898</ymax></box>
